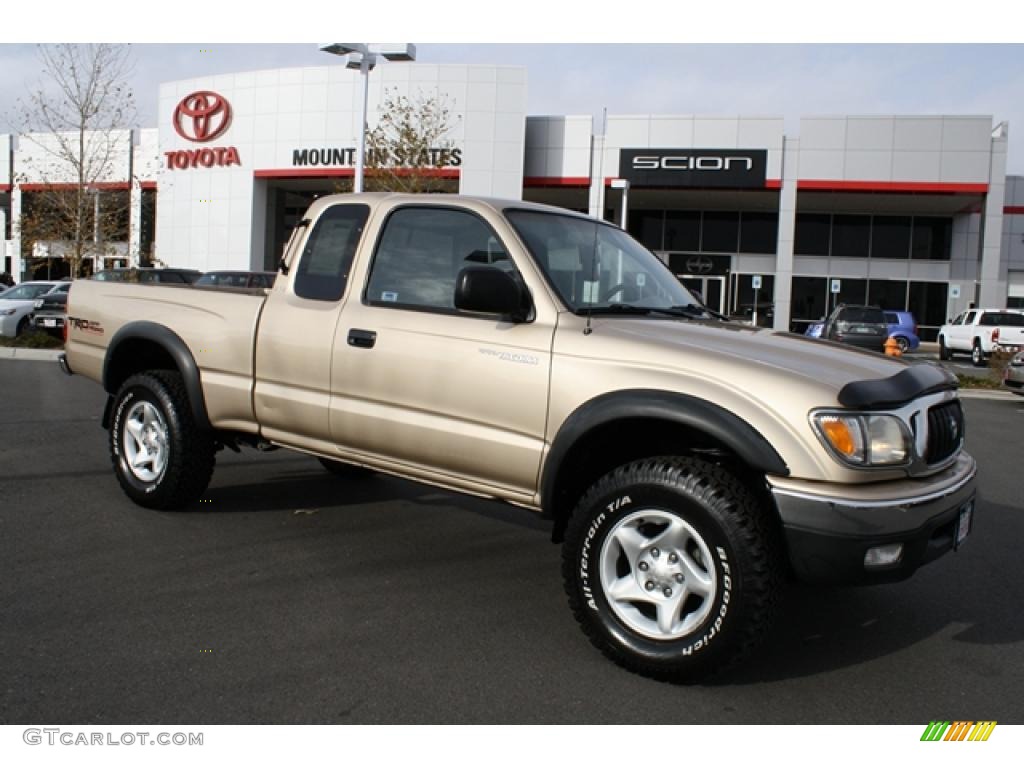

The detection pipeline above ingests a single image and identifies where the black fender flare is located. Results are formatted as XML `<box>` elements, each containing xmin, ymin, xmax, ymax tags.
<box><xmin>540</xmin><ymin>389</ymin><xmax>789</xmax><ymax>516</ymax></box>
<box><xmin>102</xmin><ymin>321</ymin><xmax>212</xmax><ymax>432</ymax></box>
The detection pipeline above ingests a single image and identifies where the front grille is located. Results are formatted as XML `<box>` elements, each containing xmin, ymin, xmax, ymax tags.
<box><xmin>926</xmin><ymin>400</ymin><xmax>964</xmax><ymax>464</ymax></box>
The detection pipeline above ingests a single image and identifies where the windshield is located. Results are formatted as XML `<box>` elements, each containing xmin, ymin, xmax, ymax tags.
<box><xmin>1</xmin><ymin>284</ymin><xmax>55</xmax><ymax>301</ymax></box>
<box><xmin>505</xmin><ymin>209</ymin><xmax>699</xmax><ymax>313</ymax></box>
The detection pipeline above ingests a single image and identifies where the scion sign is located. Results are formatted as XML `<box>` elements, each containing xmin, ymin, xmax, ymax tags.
<box><xmin>620</xmin><ymin>149</ymin><xmax>767</xmax><ymax>188</ymax></box>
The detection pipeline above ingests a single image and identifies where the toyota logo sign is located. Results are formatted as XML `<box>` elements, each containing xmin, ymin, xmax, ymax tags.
<box><xmin>173</xmin><ymin>91</ymin><xmax>232</xmax><ymax>143</ymax></box>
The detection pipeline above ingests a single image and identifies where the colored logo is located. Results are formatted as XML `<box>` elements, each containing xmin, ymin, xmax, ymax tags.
<box><xmin>173</xmin><ymin>91</ymin><xmax>232</xmax><ymax>143</ymax></box>
<box><xmin>920</xmin><ymin>721</ymin><xmax>997</xmax><ymax>742</ymax></box>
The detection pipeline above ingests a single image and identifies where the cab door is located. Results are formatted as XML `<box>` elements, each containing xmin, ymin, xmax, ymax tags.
<box><xmin>253</xmin><ymin>203</ymin><xmax>370</xmax><ymax>451</ymax></box>
<box><xmin>327</xmin><ymin>204</ymin><xmax>555</xmax><ymax>500</ymax></box>
<box><xmin>948</xmin><ymin>311</ymin><xmax>973</xmax><ymax>351</ymax></box>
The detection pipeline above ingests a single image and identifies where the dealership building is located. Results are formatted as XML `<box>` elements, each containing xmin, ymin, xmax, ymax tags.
<box><xmin>2</xmin><ymin>60</ymin><xmax>1023</xmax><ymax>338</ymax></box>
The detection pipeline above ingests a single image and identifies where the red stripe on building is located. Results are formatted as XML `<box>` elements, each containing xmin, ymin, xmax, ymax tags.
<box><xmin>18</xmin><ymin>181</ymin><xmax>133</xmax><ymax>191</ymax></box>
<box><xmin>253</xmin><ymin>168</ymin><xmax>460</xmax><ymax>179</ymax></box>
<box><xmin>523</xmin><ymin>177</ymin><xmax>591</xmax><ymax>188</ymax></box>
<box><xmin>1004</xmin><ymin>205</ymin><xmax>1024</xmax><ymax>215</ymax></box>
<box><xmin>0</xmin><ymin>184</ymin><xmax>10</xmax><ymax>192</ymax></box>
<box><xmin>139</xmin><ymin>181</ymin><xmax>157</xmax><ymax>190</ymax></box>
<box><xmin>798</xmin><ymin>180</ymin><xmax>988</xmax><ymax>194</ymax></box>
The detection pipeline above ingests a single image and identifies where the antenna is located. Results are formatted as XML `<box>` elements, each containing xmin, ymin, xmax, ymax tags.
<box><xmin>584</xmin><ymin>108</ymin><xmax>608</xmax><ymax>337</ymax></box>
<box><xmin>583</xmin><ymin>220</ymin><xmax>599</xmax><ymax>336</ymax></box>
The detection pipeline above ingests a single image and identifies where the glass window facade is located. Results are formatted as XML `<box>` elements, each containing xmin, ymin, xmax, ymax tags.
<box><xmin>911</xmin><ymin>218</ymin><xmax>953</xmax><ymax>260</ymax></box>
<box><xmin>867</xmin><ymin>279</ymin><xmax>908</xmax><ymax>310</ymax></box>
<box><xmin>870</xmin><ymin>216</ymin><xmax>912</xmax><ymax>260</ymax></box>
<box><xmin>739</xmin><ymin>213</ymin><xmax>778</xmax><ymax>254</ymax></box>
<box><xmin>831</xmin><ymin>215</ymin><xmax>871</xmax><ymax>258</ymax></box>
<box><xmin>793</xmin><ymin>213</ymin><xmax>952</xmax><ymax>260</ymax></box>
<box><xmin>664</xmin><ymin>211</ymin><xmax>700</xmax><ymax>252</ymax></box>
<box><xmin>907</xmin><ymin>281</ymin><xmax>949</xmax><ymax>339</ymax></box>
<box><xmin>700</xmin><ymin>212</ymin><xmax>740</xmax><ymax>253</ymax></box>
<box><xmin>626</xmin><ymin>209</ymin><xmax>775</xmax><ymax>255</ymax></box>
<box><xmin>794</xmin><ymin>213</ymin><xmax>831</xmax><ymax>256</ymax></box>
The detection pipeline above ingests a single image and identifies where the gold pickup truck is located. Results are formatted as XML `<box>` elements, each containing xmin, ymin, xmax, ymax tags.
<box><xmin>62</xmin><ymin>193</ymin><xmax>977</xmax><ymax>680</ymax></box>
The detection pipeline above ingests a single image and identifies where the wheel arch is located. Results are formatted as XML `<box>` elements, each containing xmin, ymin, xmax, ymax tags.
<box><xmin>102</xmin><ymin>322</ymin><xmax>212</xmax><ymax>431</ymax></box>
<box><xmin>541</xmin><ymin>390</ymin><xmax>788</xmax><ymax>542</ymax></box>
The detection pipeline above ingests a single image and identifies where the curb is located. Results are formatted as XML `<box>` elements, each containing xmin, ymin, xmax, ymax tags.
<box><xmin>958</xmin><ymin>388</ymin><xmax>1020</xmax><ymax>401</ymax></box>
<box><xmin>0</xmin><ymin>348</ymin><xmax>64</xmax><ymax>361</ymax></box>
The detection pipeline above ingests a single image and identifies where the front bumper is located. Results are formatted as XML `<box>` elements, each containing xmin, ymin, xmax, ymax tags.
<box><xmin>0</xmin><ymin>313</ymin><xmax>22</xmax><ymax>337</ymax></box>
<box><xmin>1004</xmin><ymin>361</ymin><xmax>1024</xmax><ymax>395</ymax></box>
<box><xmin>769</xmin><ymin>452</ymin><xmax>977</xmax><ymax>584</ymax></box>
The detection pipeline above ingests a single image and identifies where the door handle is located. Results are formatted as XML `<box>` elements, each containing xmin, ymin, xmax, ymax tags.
<box><xmin>347</xmin><ymin>329</ymin><xmax>377</xmax><ymax>349</ymax></box>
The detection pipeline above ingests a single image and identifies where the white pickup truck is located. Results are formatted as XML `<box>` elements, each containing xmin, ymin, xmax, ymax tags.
<box><xmin>937</xmin><ymin>308</ymin><xmax>1024</xmax><ymax>366</ymax></box>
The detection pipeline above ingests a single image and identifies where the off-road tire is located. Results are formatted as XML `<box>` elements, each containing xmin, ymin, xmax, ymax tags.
<box><xmin>318</xmin><ymin>457</ymin><xmax>374</xmax><ymax>479</ymax></box>
<box><xmin>971</xmin><ymin>340</ymin><xmax>985</xmax><ymax>367</ymax></box>
<box><xmin>938</xmin><ymin>336</ymin><xmax>951</xmax><ymax>361</ymax></box>
<box><xmin>109</xmin><ymin>371</ymin><xmax>216</xmax><ymax>510</ymax></box>
<box><xmin>562</xmin><ymin>456</ymin><xmax>782</xmax><ymax>681</ymax></box>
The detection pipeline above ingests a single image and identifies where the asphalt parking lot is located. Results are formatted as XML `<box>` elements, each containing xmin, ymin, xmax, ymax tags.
<box><xmin>1</xmin><ymin>358</ymin><xmax>1022</xmax><ymax>725</ymax></box>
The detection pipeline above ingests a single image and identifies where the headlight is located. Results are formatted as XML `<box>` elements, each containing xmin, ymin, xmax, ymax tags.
<box><xmin>0</xmin><ymin>308</ymin><xmax>17</xmax><ymax>316</ymax></box>
<box><xmin>812</xmin><ymin>412</ymin><xmax>911</xmax><ymax>467</ymax></box>
<box><xmin>34</xmin><ymin>299</ymin><xmax>45</xmax><ymax>309</ymax></box>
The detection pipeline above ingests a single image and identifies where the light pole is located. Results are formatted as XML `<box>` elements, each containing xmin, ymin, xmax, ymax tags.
<box><xmin>319</xmin><ymin>43</ymin><xmax>416</xmax><ymax>194</ymax></box>
<box><xmin>610</xmin><ymin>178</ymin><xmax>630</xmax><ymax>229</ymax></box>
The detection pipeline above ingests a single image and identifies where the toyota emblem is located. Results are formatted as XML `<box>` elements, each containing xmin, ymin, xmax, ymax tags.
<box><xmin>685</xmin><ymin>255</ymin><xmax>713</xmax><ymax>275</ymax></box>
<box><xmin>173</xmin><ymin>91</ymin><xmax>232</xmax><ymax>143</ymax></box>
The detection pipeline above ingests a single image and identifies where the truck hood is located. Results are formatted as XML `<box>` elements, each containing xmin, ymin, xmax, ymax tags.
<box><xmin>587</xmin><ymin>315</ymin><xmax>916</xmax><ymax>400</ymax></box>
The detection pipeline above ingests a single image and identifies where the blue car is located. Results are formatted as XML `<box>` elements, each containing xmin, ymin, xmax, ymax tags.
<box><xmin>884</xmin><ymin>310</ymin><xmax>920</xmax><ymax>353</ymax></box>
<box><xmin>805</xmin><ymin>310</ymin><xmax>920</xmax><ymax>353</ymax></box>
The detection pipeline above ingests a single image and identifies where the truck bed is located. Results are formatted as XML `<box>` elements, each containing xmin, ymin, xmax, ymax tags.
<box><xmin>66</xmin><ymin>279</ymin><xmax>268</xmax><ymax>431</ymax></box>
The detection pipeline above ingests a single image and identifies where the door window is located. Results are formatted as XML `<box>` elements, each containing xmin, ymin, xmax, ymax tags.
<box><xmin>366</xmin><ymin>207</ymin><xmax>512</xmax><ymax>313</ymax></box>
<box><xmin>294</xmin><ymin>204</ymin><xmax>370</xmax><ymax>302</ymax></box>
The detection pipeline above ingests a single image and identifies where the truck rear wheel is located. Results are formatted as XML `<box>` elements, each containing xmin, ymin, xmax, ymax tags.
<box><xmin>971</xmin><ymin>340</ymin><xmax>985</xmax><ymax>367</ymax></box>
<box><xmin>109</xmin><ymin>371</ymin><xmax>215</xmax><ymax>510</ymax></box>
<box><xmin>562</xmin><ymin>456</ymin><xmax>781</xmax><ymax>681</ymax></box>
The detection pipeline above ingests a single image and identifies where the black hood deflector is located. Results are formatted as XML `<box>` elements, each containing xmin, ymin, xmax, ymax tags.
<box><xmin>837</xmin><ymin>363</ymin><xmax>958</xmax><ymax>409</ymax></box>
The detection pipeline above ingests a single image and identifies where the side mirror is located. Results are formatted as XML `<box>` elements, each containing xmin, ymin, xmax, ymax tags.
<box><xmin>454</xmin><ymin>267</ymin><xmax>530</xmax><ymax>322</ymax></box>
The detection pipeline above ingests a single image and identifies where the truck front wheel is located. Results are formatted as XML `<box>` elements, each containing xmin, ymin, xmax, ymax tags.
<box><xmin>562</xmin><ymin>457</ymin><xmax>781</xmax><ymax>680</ymax></box>
<box><xmin>109</xmin><ymin>371</ymin><xmax>216</xmax><ymax>510</ymax></box>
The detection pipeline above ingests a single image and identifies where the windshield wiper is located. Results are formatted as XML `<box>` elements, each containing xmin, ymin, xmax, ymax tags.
<box><xmin>575</xmin><ymin>304</ymin><xmax>722</xmax><ymax>320</ymax></box>
<box><xmin>668</xmin><ymin>304</ymin><xmax>729</xmax><ymax>322</ymax></box>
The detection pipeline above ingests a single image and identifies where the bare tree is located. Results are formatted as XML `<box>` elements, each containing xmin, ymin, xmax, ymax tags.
<box><xmin>11</xmin><ymin>44</ymin><xmax>137</xmax><ymax>278</ymax></box>
<box><xmin>363</xmin><ymin>89</ymin><xmax>462</xmax><ymax>193</ymax></box>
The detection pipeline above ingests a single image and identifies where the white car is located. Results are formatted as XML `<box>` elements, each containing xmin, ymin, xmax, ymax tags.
<box><xmin>0</xmin><ymin>281</ymin><xmax>72</xmax><ymax>337</ymax></box>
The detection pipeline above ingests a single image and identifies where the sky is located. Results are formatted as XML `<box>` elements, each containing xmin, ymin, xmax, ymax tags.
<box><xmin>2</xmin><ymin>5</ymin><xmax>1023</xmax><ymax>173</ymax></box>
